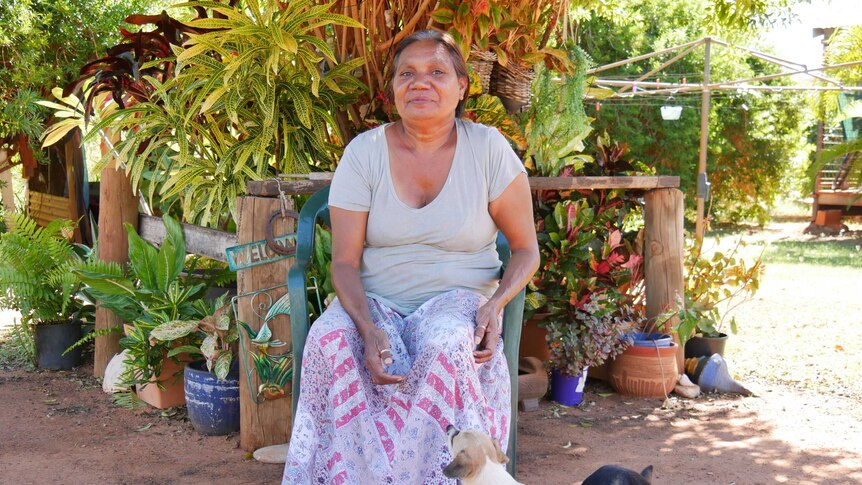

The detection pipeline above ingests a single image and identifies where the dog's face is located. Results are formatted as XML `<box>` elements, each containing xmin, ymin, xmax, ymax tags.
<box><xmin>442</xmin><ymin>425</ymin><xmax>508</xmax><ymax>480</ymax></box>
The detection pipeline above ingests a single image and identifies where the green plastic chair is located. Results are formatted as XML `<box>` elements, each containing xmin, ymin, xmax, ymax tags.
<box><xmin>288</xmin><ymin>185</ymin><xmax>526</xmax><ymax>476</ymax></box>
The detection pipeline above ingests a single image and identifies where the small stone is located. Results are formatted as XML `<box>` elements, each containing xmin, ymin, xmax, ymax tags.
<box><xmin>253</xmin><ymin>443</ymin><xmax>290</xmax><ymax>464</ymax></box>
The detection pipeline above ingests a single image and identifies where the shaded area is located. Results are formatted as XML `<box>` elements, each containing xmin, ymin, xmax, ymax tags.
<box><xmin>0</xmin><ymin>367</ymin><xmax>283</xmax><ymax>484</ymax></box>
<box><xmin>1</xmin><ymin>364</ymin><xmax>860</xmax><ymax>484</ymax></box>
<box><xmin>517</xmin><ymin>383</ymin><xmax>862</xmax><ymax>484</ymax></box>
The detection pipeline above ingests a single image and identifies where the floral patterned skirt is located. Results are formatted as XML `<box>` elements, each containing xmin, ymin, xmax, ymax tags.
<box><xmin>282</xmin><ymin>289</ymin><xmax>510</xmax><ymax>484</ymax></box>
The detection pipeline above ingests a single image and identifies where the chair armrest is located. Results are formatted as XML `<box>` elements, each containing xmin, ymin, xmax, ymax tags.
<box><xmin>288</xmin><ymin>187</ymin><xmax>330</xmax><ymax>417</ymax></box>
<box><xmin>289</xmin><ymin>263</ymin><xmax>311</xmax><ymax>416</ymax></box>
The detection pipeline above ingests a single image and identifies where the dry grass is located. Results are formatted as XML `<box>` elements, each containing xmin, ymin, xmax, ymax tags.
<box><xmin>702</xmin><ymin>222</ymin><xmax>862</xmax><ymax>402</ymax></box>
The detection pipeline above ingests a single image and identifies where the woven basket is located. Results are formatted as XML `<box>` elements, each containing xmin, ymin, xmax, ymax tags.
<box><xmin>489</xmin><ymin>61</ymin><xmax>536</xmax><ymax>112</ymax></box>
<box><xmin>467</xmin><ymin>48</ymin><xmax>497</xmax><ymax>94</ymax></box>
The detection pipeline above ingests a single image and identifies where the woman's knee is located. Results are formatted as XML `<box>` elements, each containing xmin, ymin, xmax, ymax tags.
<box><xmin>306</xmin><ymin>301</ymin><xmax>359</xmax><ymax>346</ymax></box>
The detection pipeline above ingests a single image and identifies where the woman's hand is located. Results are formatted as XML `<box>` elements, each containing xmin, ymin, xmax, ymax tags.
<box><xmin>473</xmin><ymin>300</ymin><xmax>503</xmax><ymax>364</ymax></box>
<box><xmin>362</xmin><ymin>327</ymin><xmax>404</xmax><ymax>385</ymax></box>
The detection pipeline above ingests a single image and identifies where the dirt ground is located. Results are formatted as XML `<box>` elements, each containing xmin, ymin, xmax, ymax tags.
<box><xmin>1</xmin><ymin>363</ymin><xmax>860</xmax><ymax>485</ymax></box>
<box><xmin>2</xmin><ymin>221</ymin><xmax>861</xmax><ymax>484</ymax></box>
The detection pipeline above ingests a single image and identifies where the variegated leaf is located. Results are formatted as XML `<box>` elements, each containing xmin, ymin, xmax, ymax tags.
<box><xmin>214</xmin><ymin>351</ymin><xmax>232</xmax><ymax>380</ymax></box>
<box><xmin>151</xmin><ymin>320</ymin><xmax>200</xmax><ymax>341</ymax></box>
<box><xmin>216</xmin><ymin>313</ymin><xmax>231</xmax><ymax>331</ymax></box>
<box><xmin>201</xmin><ymin>334</ymin><xmax>216</xmax><ymax>359</ymax></box>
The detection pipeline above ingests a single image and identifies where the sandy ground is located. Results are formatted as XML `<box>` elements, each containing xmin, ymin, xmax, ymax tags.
<box><xmin>2</xmin><ymin>221</ymin><xmax>861</xmax><ymax>484</ymax></box>
<box><xmin>1</xmin><ymin>362</ymin><xmax>860</xmax><ymax>485</ymax></box>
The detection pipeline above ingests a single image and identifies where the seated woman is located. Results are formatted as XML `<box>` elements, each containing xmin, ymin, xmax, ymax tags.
<box><xmin>283</xmin><ymin>29</ymin><xmax>539</xmax><ymax>484</ymax></box>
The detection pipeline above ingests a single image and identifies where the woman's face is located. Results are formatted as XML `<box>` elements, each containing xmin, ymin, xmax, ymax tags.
<box><xmin>391</xmin><ymin>40</ymin><xmax>467</xmax><ymax>123</ymax></box>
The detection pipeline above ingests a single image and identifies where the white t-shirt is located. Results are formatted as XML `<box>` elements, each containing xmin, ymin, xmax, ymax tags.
<box><xmin>328</xmin><ymin>119</ymin><xmax>526</xmax><ymax>315</ymax></box>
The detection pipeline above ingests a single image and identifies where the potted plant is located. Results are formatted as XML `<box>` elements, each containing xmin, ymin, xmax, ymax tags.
<box><xmin>486</xmin><ymin>1</ymin><xmax>572</xmax><ymax>112</ymax></box>
<box><xmin>529</xmin><ymin>175</ymin><xmax>643</xmax><ymax>405</ymax></box>
<box><xmin>658</xmin><ymin>235</ymin><xmax>765</xmax><ymax>358</ymax></box>
<box><xmin>544</xmin><ymin>292</ymin><xmax>633</xmax><ymax>406</ymax></box>
<box><xmin>609</xmin><ymin>318</ymin><xmax>680</xmax><ymax>399</ymax></box>
<box><xmin>525</xmin><ymin>136</ymin><xmax>649</xmax><ymax>366</ymax></box>
<box><xmin>73</xmin><ymin>214</ymin><xmax>212</xmax><ymax>408</ymax></box>
<box><xmin>0</xmin><ymin>214</ymin><xmax>92</xmax><ymax>369</ymax></box>
<box><xmin>517</xmin><ymin>51</ymin><xmax>591</xmax><ymax>362</ymax></box>
<box><xmin>521</xmin><ymin>47</ymin><xmax>593</xmax><ymax>177</ymax></box>
<box><xmin>150</xmin><ymin>295</ymin><xmax>241</xmax><ymax>435</ymax></box>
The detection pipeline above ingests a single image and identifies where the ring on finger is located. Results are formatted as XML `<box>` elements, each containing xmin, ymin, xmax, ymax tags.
<box><xmin>378</xmin><ymin>348</ymin><xmax>392</xmax><ymax>356</ymax></box>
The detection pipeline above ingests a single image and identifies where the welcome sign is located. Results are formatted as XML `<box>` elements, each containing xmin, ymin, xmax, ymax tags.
<box><xmin>225</xmin><ymin>234</ymin><xmax>297</xmax><ymax>271</ymax></box>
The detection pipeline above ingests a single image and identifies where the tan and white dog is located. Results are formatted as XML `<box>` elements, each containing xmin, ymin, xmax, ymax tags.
<box><xmin>443</xmin><ymin>425</ymin><xmax>524</xmax><ymax>485</ymax></box>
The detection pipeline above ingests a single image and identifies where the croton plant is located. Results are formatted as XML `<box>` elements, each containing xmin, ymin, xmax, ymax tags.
<box><xmin>526</xmin><ymin>136</ymin><xmax>652</xmax><ymax>375</ymax></box>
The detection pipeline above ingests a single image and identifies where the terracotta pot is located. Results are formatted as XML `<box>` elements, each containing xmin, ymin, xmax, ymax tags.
<box><xmin>588</xmin><ymin>360</ymin><xmax>612</xmax><ymax>382</ymax></box>
<box><xmin>517</xmin><ymin>356</ymin><xmax>549</xmax><ymax>411</ymax></box>
<box><xmin>135</xmin><ymin>353</ymin><xmax>190</xmax><ymax>409</ymax></box>
<box><xmin>609</xmin><ymin>343</ymin><xmax>678</xmax><ymax>398</ymax></box>
<box><xmin>519</xmin><ymin>314</ymin><xmax>550</xmax><ymax>361</ymax></box>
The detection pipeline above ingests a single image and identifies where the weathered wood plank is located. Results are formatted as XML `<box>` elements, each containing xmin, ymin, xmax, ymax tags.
<box><xmin>33</xmin><ymin>206</ymin><xmax>69</xmax><ymax>218</ymax></box>
<box><xmin>236</xmin><ymin>196</ymin><xmax>294</xmax><ymax>451</ymax></box>
<box><xmin>816</xmin><ymin>192</ymin><xmax>862</xmax><ymax>207</ymax></box>
<box><xmin>529</xmin><ymin>176</ymin><xmax>680</xmax><ymax>191</ymax></box>
<box><xmin>138</xmin><ymin>215</ymin><xmax>236</xmax><ymax>263</ymax></box>
<box><xmin>28</xmin><ymin>192</ymin><xmax>72</xmax><ymax>228</ymax></box>
<box><xmin>33</xmin><ymin>215</ymin><xmax>60</xmax><ymax>227</ymax></box>
<box><xmin>246</xmin><ymin>175</ymin><xmax>680</xmax><ymax>196</ymax></box>
<box><xmin>246</xmin><ymin>178</ymin><xmax>333</xmax><ymax>196</ymax></box>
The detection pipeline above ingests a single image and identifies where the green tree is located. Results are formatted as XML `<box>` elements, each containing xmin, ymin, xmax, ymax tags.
<box><xmin>0</xmin><ymin>0</ymin><xmax>159</xmax><ymax>150</ymax></box>
<box><xmin>575</xmin><ymin>0</ymin><xmax>806</xmax><ymax>225</ymax></box>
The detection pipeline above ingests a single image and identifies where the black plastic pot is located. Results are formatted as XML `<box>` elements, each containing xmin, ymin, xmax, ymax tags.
<box><xmin>35</xmin><ymin>322</ymin><xmax>82</xmax><ymax>370</ymax></box>
<box><xmin>684</xmin><ymin>333</ymin><xmax>728</xmax><ymax>358</ymax></box>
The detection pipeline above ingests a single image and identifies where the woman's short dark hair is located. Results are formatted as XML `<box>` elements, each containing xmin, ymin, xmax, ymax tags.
<box><xmin>389</xmin><ymin>29</ymin><xmax>469</xmax><ymax>118</ymax></box>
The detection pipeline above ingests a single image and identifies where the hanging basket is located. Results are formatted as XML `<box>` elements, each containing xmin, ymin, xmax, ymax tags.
<box><xmin>489</xmin><ymin>61</ymin><xmax>536</xmax><ymax>113</ymax></box>
<box><xmin>467</xmin><ymin>47</ymin><xmax>497</xmax><ymax>94</ymax></box>
<box><xmin>660</xmin><ymin>105</ymin><xmax>683</xmax><ymax>120</ymax></box>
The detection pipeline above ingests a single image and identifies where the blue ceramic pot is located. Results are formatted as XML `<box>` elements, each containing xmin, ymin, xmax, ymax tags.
<box><xmin>184</xmin><ymin>360</ymin><xmax>240</xmax><ymax>435</ymax></box>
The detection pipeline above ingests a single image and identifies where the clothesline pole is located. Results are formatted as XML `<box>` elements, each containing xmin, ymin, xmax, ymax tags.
<box><xmin>695</xmin><ymin>38</ymin><xmax>712</xmax><ymax>243</ymax></box>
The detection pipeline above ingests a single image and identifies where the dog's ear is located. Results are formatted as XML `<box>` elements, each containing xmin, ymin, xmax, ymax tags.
<box><xmin>641</xmin><ymin>465</ymin><xmax>654</xmax><ymax>482</ymax></box>
<box><xmin>492</xmin><ymin>438</ymin><xmax>509</xmax><ymax>465</ymax></box>
<box><xmin>443</xmin><ymin>450</ymin><xmax>471</xmax><ymax>479</ymax></box>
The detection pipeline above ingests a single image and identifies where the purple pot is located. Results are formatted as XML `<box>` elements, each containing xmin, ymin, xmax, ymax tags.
<box><xmin>551</xmin><ymin>367</ymin><xmax>589</xmax><ymax>406</ymax></box>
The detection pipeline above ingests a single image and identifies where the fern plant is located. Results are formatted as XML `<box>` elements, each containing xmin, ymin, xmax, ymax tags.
<box><xmin>86</xmin><ymin>0</ymin><xmax>366</xmax><ymax>228</ymax></box>
<box><xmin>522</xmin><ymin>45</ymin><xmax>593</xmax><ymax>176</ymax></box>
<box><xmin>0</xmin><ymin>213</ymin><xmax>86</xmax><ymax>325</ymax></box>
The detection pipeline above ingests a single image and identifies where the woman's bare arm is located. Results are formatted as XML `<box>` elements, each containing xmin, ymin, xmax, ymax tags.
<box><xmin>330</xmin><ymin>207</ymin><xmax>403</xmax><ymax>384</ymax></box>
<box><xmin>474</xmin><ymin>173</ymin><xmax>540</xmax><ymax>363</ymax></box>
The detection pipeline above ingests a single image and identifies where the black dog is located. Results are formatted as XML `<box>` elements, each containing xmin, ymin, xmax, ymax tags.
<box><xmin>582</xmin><ymin>465</ymin><xmax>653</xmax><ymax>485</ymax></box>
